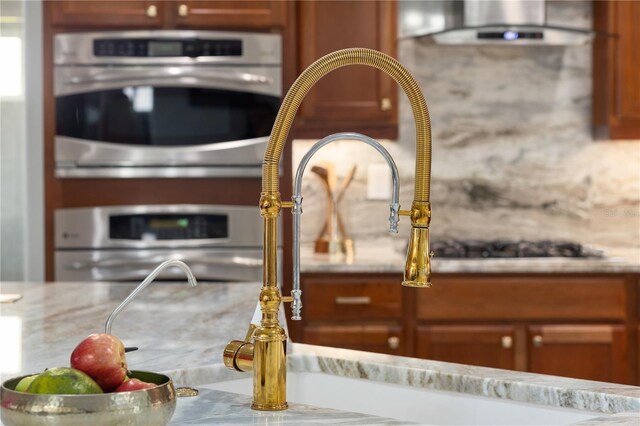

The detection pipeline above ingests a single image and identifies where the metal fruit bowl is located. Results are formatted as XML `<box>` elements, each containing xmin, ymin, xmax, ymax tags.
<box><xmin>1</xmin><ymin>371</ymin><xmax>176</xmax><ymax>426</ymax></box>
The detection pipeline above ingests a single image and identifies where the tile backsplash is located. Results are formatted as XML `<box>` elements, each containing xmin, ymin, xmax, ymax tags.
<box><xmin>292</xmin><ymin>1</ymin><xmax>640</xmax><ymax>252</ymax></box>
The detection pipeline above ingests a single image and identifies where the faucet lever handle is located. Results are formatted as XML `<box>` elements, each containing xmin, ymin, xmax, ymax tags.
<box><xmin>281</xmin><ymin>296</ymin><xmax>293</xmax><ymax>303</ymax></box>
<box><xmin>244</xmin><ymin>323</ymin><xmax>258</xmax><ymax>343</ymax></box>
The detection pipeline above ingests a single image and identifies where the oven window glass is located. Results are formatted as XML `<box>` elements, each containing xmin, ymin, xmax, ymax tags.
<box><xmin>109</xmin><ymin>214</ymin><xmax>228</xmax><ymax>240</ymax></box>
<box><xmin>56</xmin><ymin>86</ymin><xmax>279</xmax><ymax>146</ymax></box>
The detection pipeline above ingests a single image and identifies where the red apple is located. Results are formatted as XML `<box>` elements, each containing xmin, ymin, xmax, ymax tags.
<box><xmin>70</xmin><ymin>333</ymin><xmax>128</xmax><ymax>392</ymax></box>
<box><xmin>114</xmin><ymin>378</ymin><xmax>156</xmax><ymax>392</ymax></box>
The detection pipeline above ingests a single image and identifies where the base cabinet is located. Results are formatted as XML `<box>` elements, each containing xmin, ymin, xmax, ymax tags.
<box><xmin>527</xmin><ymin>324</ymin><xmax>629</xmax><ymax>384</ymax></box>
<box><xmin>303</xmin><ymin>325</ymin><xmax>404</xmax><ymax>356</ymax></box>
<box><xmin>296</xmin><ymin>273</ymin><xmax>638</xmax><ymax>385</ymax></box>
<box><xmin>415</xmin><ymin>325</ymin><xmax>516</xmax><ymax>370</ymax></box>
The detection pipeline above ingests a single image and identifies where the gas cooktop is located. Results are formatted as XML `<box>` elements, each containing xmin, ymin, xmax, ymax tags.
<box><xmin>431</xmin><ymin>240</ymin><xmax>605</xmax><ymax>259</ymax></box>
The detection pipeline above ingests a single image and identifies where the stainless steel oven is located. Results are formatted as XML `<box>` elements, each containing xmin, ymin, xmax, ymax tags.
<box><xmin>54</xmin><ymin>30</ymin><xmax>281</xmax><ymax>178</ymax></box>
<box><xmin>54</xmin><ymin>205</ymin><xmax>279</xmax><ymax>282</ymax></box>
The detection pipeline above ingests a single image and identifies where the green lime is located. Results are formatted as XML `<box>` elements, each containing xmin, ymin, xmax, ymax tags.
<box><xmin>14</xmin><ymin>374</ymin><xmax>38</xmax><ymax>392</ymax></box>
<box><xmin>26</xmin><ymin>367</ymin><xmax>103</xmax><ymax>395</ymax></box>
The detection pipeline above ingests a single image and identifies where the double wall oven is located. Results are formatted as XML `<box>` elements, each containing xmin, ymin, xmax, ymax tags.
<box><xmin>52</xmin><ymin>31</ymin><xmax>283</xmax><ymax>281</ymax></box>
<box><xmin>54</xmin><ymin>30</ymin><xmax>281</xmax><ymax>178</ymax></box>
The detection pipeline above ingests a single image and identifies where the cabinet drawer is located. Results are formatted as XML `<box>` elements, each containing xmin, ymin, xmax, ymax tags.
<box><xmin>417</xmin><ymin>275</ymin><xmax>627</xmax><ymax>321</ymax></box>
<box><xmin>302</xmin><ymin>325</ymin><xmax>404</xmax><ymax>355</ymax></box>
<box><xmin>302</xmin><ymin>278</ymin><xmax>402</xmax><ymax>321</ymax></box>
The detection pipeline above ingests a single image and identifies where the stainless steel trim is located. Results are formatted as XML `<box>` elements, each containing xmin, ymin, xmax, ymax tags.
<box><xmin>55</xmin><ymin>65</ymin><xmax>281</xmax><ymax>96</ymax></box>
<box><xmin>66</xmin><ymin>255</ymin><xmax>263</xmax><ymax>270</ymax></box>
<box><xmin>55</xmin><ymin>165</ymin><xmax>263</xmax><ymax>178</ymax></box>
<box><xmin>56</xmin><ymin>136</ymin><xmax>269</xmax><ymax>169</ymax></box>
<box><xmin>55</xmin><ymin>204</ymin><xmax>264</xmax><ymax>249</ymax></box>
<box><xmin>54</xmin><ymin>248</ymin><xmax>273</xmax><ymax>282</ymax></box>
<box><xmin>64</xmin><ymin>69</ymin><xmax>272</xmax><ymax>87</ymax></box>
<box><xmin>54</xmin><ymin>30</ymin><xmax>282</xmax><ymax>66</ymax></box>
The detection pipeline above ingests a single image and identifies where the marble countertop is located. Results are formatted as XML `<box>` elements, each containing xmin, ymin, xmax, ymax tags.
<box><xmin>300</xmin><ymin>241</ymin><xmax>640</xmax><ymax>274</ymax></box>
<box><xmin>1</xmin><ymin>281</ymin><xmax>639</xmax><ymax>425</ymax></box>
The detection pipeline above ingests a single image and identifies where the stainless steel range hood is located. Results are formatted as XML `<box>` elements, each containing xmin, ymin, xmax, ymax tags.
<box><xmin>399</xmin><ymin>0</ymin><xmax>594</xmax><ymax>45</ymax></box>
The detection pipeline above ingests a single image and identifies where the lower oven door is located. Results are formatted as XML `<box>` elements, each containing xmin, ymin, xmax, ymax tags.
<box><xmin>55</xmin><ymin>248</ymin><xmax>274</xmax><ymax>282</ymax></box>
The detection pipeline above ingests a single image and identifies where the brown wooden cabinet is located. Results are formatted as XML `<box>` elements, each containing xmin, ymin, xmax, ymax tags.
<box><xmin>593</xmin><ymin>0</ymin><xmax>640</xmax><ymax>139</ymax></box>
<box><xmin>527</xmin><ymin>324</ymin><xmax>629</xmax><ymax>384</ymax></box>
<box><xmin>294</xmin><ymin>0</ymin><xmax>398</xmax><ymax>139</ymax></box>
<box><xmin>416</xmin><ymin>325</ymin><xmax>516</xmax><ymax>370</ymax></box>
<box><xmin>50</xmin><ymin>0</ymin><xmax>286</xmax><ymax>29</ymax></box>
<box><xmin>303</xmin><ymin>324</ymin><xmax>404</xmax><ymax>355</ymax></box>
<box><xmin>297</xmin><ymin>273</ymin><xmax>406</xmax><ymax>356</ymax></box>
<box><xmin>296</xmin><ymin>272</ymin><xmax>639</xmax><ymax>385</ymax></box>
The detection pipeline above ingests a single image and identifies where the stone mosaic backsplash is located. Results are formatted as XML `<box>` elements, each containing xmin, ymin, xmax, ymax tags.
<box><xmin>292</xmin><ymin>1</ymin><xmax>640</xmax><ymax>254</ymax></box>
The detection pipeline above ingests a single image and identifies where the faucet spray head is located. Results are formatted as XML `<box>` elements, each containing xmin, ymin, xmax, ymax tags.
<box><xmin>402</xmin><ymin>202</ymin><xmax>432</xmax><ymax>287</ymax></box>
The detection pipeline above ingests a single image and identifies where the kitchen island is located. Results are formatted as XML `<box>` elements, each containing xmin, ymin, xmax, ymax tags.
<box><xmin>1</xmin><ymin>281</ymin><xmax>639</xmax><ymax>425</ymax></box>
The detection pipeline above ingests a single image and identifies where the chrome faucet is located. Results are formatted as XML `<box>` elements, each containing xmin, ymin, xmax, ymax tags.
<box><xmin>105</xmin><ymin>259</ymin><xmax>198</xmax><ymax>334</ymax></box>
<box><xmin>290</xmin><ymin>132</ymin><xmax>401</xmax><ymax>320</ymax></box>
<box><xmin>223</xmin><ymin>47</ymin><xmax>433</xmax><ymax>411</ymax></box>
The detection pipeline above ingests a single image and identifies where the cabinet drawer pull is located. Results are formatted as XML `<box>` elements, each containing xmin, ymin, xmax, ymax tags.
<box><xmin>178</xmin><ymin>4</ymin><xmax>189</xmax><ymax>17</ymax></box>
<box><xmin>381</xmin><ymin>97</ymin><xmax>392</xmax><ymax>111</ymax></box>
<box><xmin>388</xmin><ymin>336</ymin><xmax>400</xmax><ymax>350</ymax></box>
<box><xmin>501</xmin><ymin>335</ymin><xmax>512</xmax><ymax>349</ymax></box>
<box><xmin>146</xmin><ymin>5</ymin><xmax>158</xmax><ymax>18</ymax></box>
<box><xmin>335</xmin><ymin>296</ymin><xmax>371</xmax><ymax>305</ymax></box>
<box><xmin>532</xmin><ymin>335</ymin><xmax>544</xmax><ymax>347</ymax></box>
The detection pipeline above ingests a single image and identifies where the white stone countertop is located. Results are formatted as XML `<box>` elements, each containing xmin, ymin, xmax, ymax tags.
<box><xmin>1</xmin><ymin>281</ymin><xmax>639</xmax><ymax>425</ymax></box>
<box><xmin>300</xmin><ymin>241</ymin><xmax>640</xmax><ymax>274</ymax></box>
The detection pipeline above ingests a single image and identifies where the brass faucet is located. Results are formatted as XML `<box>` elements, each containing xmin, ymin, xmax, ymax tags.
<box><xmin>223</xmin><ymin>48</ymin><xmax>432</xmax><ymax>411</ymax></box>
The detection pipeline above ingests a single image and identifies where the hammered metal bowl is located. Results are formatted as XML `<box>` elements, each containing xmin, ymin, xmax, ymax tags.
<box><xmin>1</xmin><ymin>371</ymin><xmax>175</xmax><ymax>426</ymax></box>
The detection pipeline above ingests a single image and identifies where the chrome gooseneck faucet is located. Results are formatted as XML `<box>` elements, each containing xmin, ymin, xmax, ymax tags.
<box><xmin>290</xmin><ymin>132</ymin><xmax>401</xmax><ymax>321</ymax></box>
<box><xmin>223</xmin><ymin>48</ymin><xmax>433</xmax><ymax>411</ymax></box>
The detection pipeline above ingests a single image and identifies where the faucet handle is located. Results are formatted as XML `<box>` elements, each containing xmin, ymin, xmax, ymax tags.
<box><xmin>389</xmin><ymin>203</ymin><xmax>400</xmax><ymax>234</ymax></box>
<box><xmin>290</xmin><ymin>289</ymin><xmax>302</xmax><ymax>321</ymax></box>
<box><xmin>243</xmin><ymin>324</ymin><xmax>258</xmax><ymax>343</ymax></box>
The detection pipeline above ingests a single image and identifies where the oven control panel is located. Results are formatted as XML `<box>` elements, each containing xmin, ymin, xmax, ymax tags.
<box><xmin>93</xmin><ymin>38</ymin><xmax>242</xmax><ymax>58</ymax></box>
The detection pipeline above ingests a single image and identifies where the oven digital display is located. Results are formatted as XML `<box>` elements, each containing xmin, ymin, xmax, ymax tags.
<box><xmin>148</xmin><ymin>41</ymin><xmax>182</xmax><ymax>57</ymax></box>
<box><xmin>110</xmin><ymin>214</ymin><xmax>228</xmax><ymax>240</ymax></box>
<box><xmin>149</xmin><ymin>218</ymin><xmax>189</xmax><ymax>229</ymax></box>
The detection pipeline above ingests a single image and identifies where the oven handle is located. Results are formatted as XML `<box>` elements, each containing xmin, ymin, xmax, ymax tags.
<box><xmin>64</xmin><ymin>69</ymin><xmax>273</xmax><ymax>86</ymax></box>
<box><xmin>65</xmin><ymin>255</ymin><xmax>263</xmax><ymax>270</ymax></box>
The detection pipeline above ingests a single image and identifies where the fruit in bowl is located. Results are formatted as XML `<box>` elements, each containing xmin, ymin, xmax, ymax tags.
<box><xmin>70</xmin><ymin>333</ymin><xmax>128</xmax><ymax>392</ymax></box>
<box><xmin>1</xmin><ymin>333</ymin><xmax>175</xmax><ymax>426</ymax></box>
<box><xmin>25</xmin><ymin>367</ymin><xmax>102</xmax><ymax>395</ymax></box>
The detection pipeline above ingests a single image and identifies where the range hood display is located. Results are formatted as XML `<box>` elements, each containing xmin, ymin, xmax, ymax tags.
<box><xmin>399</xmin><ymin>0</ymin><xmax>594</xmax><ymax>45</ymax></box>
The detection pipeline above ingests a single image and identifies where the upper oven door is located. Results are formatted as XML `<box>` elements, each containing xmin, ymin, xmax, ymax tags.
<box><xmin>54</xmin><ymin>65</ymin><xmax>281</xmax><ymax>176</ymax></box>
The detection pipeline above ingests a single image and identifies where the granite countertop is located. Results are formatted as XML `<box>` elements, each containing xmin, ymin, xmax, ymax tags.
<box><xmin>300</xmin><ymin>241</ymin><xmax>640</xmax><ymax>274</ymax></box>
<box><xmin>1</xmin><ymin>281</ymin><xmax>639</xmax><ymax>425</ymax></box>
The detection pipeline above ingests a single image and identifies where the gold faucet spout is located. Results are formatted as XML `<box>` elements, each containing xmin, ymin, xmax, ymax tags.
<box><xmin>223</xmin><ymin>47</ymin><xmax>433</xmax><ymax>410</ymax></box>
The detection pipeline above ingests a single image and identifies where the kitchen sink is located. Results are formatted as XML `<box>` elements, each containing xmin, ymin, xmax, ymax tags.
<box><xmin>203</xmin><ymin>372</ymin><xmax>608</xmax><ymax>425</ymax></box>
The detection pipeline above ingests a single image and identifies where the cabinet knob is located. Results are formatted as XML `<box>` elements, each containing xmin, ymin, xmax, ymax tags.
<box><xmin>532</xmin><ymin>335</ymin><xmax>544</xmax><ymax>348</ymax></box>
<box><xmin>388</xmin><ymin>336</ymin><xmax>400</xmax><ymax>350</ymax></box>
<box><xmin>178</xmin><ymin>4</ymin><xmax>189</xmax><ymax>17</ymax></box>
<box><xmin>146</xmin><ymin>5</ymin><xmax>158</xmax><ymax>18</ymax></box>
<box><xmin>381</xmin><ymin>97</ymin><xmax>392</xmax><ymax>111</ymax></box>
<box><xmin>501</xmin><ymin>335</ymin><xmax>513</xmax><ymax>349</ymax></box>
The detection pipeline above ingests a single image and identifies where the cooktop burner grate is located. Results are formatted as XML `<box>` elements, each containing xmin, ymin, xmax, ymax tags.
<box><xmin>431</xmin><ymin>240</ymin><xmax>605</xmax><ymax>259</ymax></box>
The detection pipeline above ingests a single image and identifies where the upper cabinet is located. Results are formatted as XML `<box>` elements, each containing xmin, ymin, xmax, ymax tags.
<box><xmin>294</xmin><ymin>0</ymin><xmax>398</xmax><ymax>139</ymax></box>
<box><xmin>593</xmin><ymin>0</ymin><xmax>640</xmax><ymax>140</ymax></box>
<box><xmin>50</xmin><ymin>1</ymin><xmax>286</xmax><ymax>29</ymax></box>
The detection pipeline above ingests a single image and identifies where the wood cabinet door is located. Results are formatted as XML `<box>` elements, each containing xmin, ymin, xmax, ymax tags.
<box><xmin>415</xmin><ymin>325</ymin><xmax>516</xmax><ymax>370</ymax></box>
<box><xmin>303</xmin><ymin>324</ymin><xmax>404</xmax><ymax>355</ymax></box>
<box><xmin>593</xmin><ymin>0</ymin><xmax>640</xmax><ymax>139</ymax></box>
<box><xmin>50</xmin><ymin>1</ymin><xmax>163</xmax><ymax>27</ymax></box>
<box><xmin>171</xmin><ymin>1</ymin><xmax>286</xmax><ymax>29</ymax></box>
<box><xmin>528</xmin><ymin>325</ymin><xmax>630</xmax><ymax>384</ymax></box>
<box><xmin>296</xmin><ymin>0</ymin><xmax>398</xmax><ymax>139</ymax></box>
